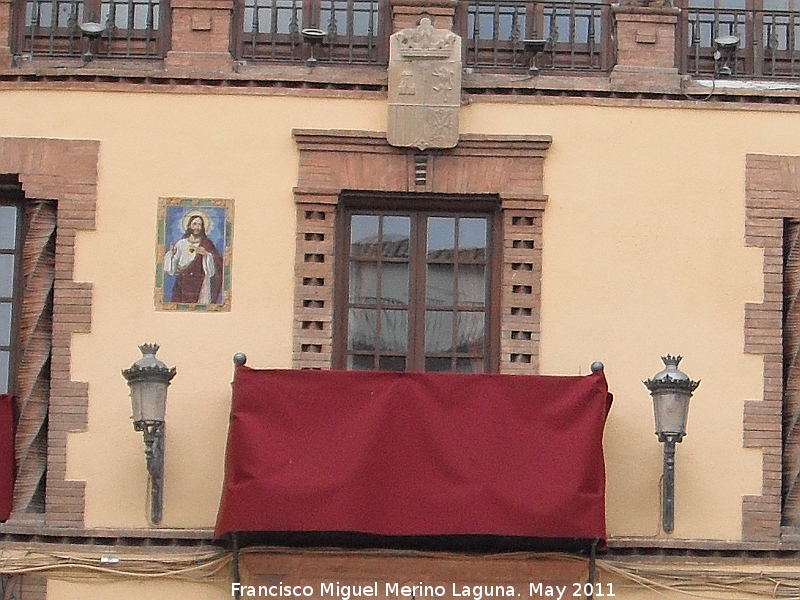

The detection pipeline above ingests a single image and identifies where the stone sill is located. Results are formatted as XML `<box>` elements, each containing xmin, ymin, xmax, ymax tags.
<box><xmin>0</xmin><ymin>523</ymin><xmax>214</xmax><ymax>546</ymax></box>
<box><xmin>608</xmin><ymin>536</ymin><xmax>800</xmax><ymax>554</ymax></box>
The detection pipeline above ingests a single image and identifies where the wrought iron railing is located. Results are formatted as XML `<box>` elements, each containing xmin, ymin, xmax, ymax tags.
<box><xmin>460</xmin><ymin>0</ymin><xmax>612</xmax><ymax>72</ymax></box>
<box><xmin>234</xmin><ymin>0</ymin><xmax>386</xmax><ymax>64</ymax></box>
<box><xmin>683</xmin><ymin>5</ymin><xmax>800</xmax><ymax>77</ymax></box>
<box><xmin>14</xmin><ymin>0</ymin><xmax>167</xmax><ymax>58</ymax></box>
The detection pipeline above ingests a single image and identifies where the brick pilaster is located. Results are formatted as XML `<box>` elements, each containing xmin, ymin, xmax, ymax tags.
<box><xmin>390</xmin><ymin>0</ymin><xmax>458</xmax><ymax>32</ymax></box>
<box><xmin>0</xmin><ymin>0</ymin><xmax>14</xmax><ymax>67</ymax></box>
<box><xmin>165</xmin><ymin>0</ymin><xmax>235</xmax><ymax>72</ymax></box>
<box><xmin>742</xmin><ymin>154</ymin><xmax>800</xmax><ymax>541</ymax></box>
<box><xmin>610</xmin><ymin>5</ymin><xmax>681</xmax><ymax>88</ymax></box>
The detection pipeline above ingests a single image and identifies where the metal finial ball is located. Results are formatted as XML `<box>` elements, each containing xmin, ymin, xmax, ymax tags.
<box><xmin>233</xmin><ymin>353</ymin><xmax>247</xmax><ymax>366</ymax></box>
<box><xmin>590</xmin><ymin>361</ymin><xmax>604</xmax><ymax>373</ymax></box>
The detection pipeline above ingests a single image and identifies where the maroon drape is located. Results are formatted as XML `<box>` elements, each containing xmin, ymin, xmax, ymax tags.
<box><xmin>0</xmin><ymin>394</ymin><xmax>14</xmax><ymax>522</ymax></box>
<box><xmin>214</xmin><ymin>369</ymin><xmax>612</xmax><ymax>541</ymax></box>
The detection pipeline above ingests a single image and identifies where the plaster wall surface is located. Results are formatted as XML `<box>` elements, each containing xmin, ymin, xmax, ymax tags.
<box><xmin>0</xmin><ymin>90</ymin><xmax>793</xmax><ymax>540</ymax></box>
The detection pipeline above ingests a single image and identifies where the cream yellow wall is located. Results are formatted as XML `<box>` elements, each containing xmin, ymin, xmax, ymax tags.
<box><xmin>47</xmin><ymin>577</ymin><xmax>230</xmax><ymax>600</ymax></box>
<box><xmin>0</xmin><ymin>89</ymin><xmax>796</xmax><ymax>539</ymax></box>
<box><xmin>461</xmin><ymin>101</ymin><xmax>784</xmax><ymax>539</ymax></box>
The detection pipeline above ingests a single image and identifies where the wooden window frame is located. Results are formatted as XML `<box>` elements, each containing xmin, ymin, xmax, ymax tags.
<box><xmin>232</xmin><ymin>0</ymin><xmax>389</xmax><ymax>64</ymax></box>
<box><xmin>455</xmin><ymin>0</ymin><xmax>614</xmax><ymax>73</ymax></box>
<box><xmin>333</xmin><ymin>194</ymin><xmax>503</xmax><ymax>373</ymax></box>
<box><xmin>677</xmin><ymin>0</ymin><xmax>800</xmax><ymax>78</ymax></box>
<box><xmin>0</xmin><ymin>179</ymin><xmax>24</xmax><ymax>397</ymax></box>
<box><xmin>11</xmin><ymin>0</ymin><xmax>170</xmax><ymax>59</ymax></box>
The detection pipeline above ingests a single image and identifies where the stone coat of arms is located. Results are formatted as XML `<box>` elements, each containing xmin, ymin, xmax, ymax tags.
<box><xmin>387</xmin><ymin>18</ymin><xmax>461</xmax><ymax>150</ymax></box>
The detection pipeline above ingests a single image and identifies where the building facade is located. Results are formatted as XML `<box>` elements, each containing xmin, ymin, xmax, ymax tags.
<box><xmin>1</xmin><ymin>0</ymin><xmax>800</xmax><ymax>597</ymax></box>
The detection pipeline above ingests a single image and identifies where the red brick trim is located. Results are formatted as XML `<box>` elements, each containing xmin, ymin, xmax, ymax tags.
<box><xmin>292</xmin><ymin>130</ymin><xmax>551</xmax><ymax>373</ymax></box>
<box><xmin>0</xmin><ymin>137</ymin><xmax>97</xmax><ymax>528</ymax></box>
<box><xmin>743</xmin><ymin>154</ymin><xmax>800</xmax><ymax>541</ymax></box>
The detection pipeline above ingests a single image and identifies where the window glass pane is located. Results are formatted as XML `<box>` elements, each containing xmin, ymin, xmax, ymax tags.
<box><xmin>0</xmin><ymin>303</ymin><xmax>11</xmax><ymax>347</ymax></box>
<box><xmin>427</xmin><ymin>263</ymin><xmax>455</xmax><ymax>306</ymax></box>
<box><xmin>57</xmin><ymin>1</ymin><xmax>75</xmax><ymax>27</ymax></box>
<box><xmin>457</xmin><ymin>311</ymin><xmax>486</xmax><ymax>353</ymax></box>
<box><xmin>380</xmin><ymin>309</ymin><xmax>408</xmax><ymax>352</ymax></box>
<box><xmin>348</xmin><ymin>308</ymin><xmax>376</xmax><ymax>351</ymax></box>
<box><xmin>351</xmin><ymin>1</ymin><xmax>378</xmax><ymax>36</ymax></box>
<box><xmin>34</xmin><ymin>1</ymin><xmax>52</xmax><ymax>26</ymax></box>
<box><xmin>381</xmin><ymin>263</ymin><xmax>409</xmax><ymax>305</ymax></box>
<box><xmin>459</xmin><ymin>217</ymin><xmax>487</xmax><ymax>256</ymax></box>
<box><xmin>382</xmin><ymin>216</ymin><xmax>410</xmax><ymax>258</ymax></box>
<box><xmin>428</xmin><ymin>217</ymin><xmax>455</xmax><ymax>253</ymax></box>
<box><xmin>0</xmin><ymin>255</ymin><xmax>15</xmax><ymax>297</ymax></box>
<box><xmin>351</xmin><ymin>215</ymin><xmax>380</xmax><ymax>256</ymax></box>
<box><xmin>457</xmin><ymin>265</ymin><xmax>486</xmax><ymax>307</ymax></box>
<box><xmin>425</xmin><ymin>310</ymin><xmax>454</xmax><ymax>353</ymax></box>
<box><xmin>0</xmin><ymin>207</ymin><xmax>17</xmax><ymax>250</ymax></box>
<box><xmin>456</xmin><ymin>357</ymin><xmax>484</xmax><ymax>374</ymax></box>
<box><xmin>348</xmin><ymin>355</ymin><xmax>374</xmax><ymax>370</ymax></box>
<box><xmin>379</xmin><ymin>356</ymin><xmax>406</xmax><ymax>371</ymax></box>
<box><xmin>0</xmin><ymin>351</ymin><xmax>9</xmax><ymax>393</ymax></box>
<box><xmin>350</xmin><ymin>262</ymin><xmax>377</xmax><ymax>303</ymax></box>
<box><xmin>425</xmin><ymin>356</ymin><xmax>452</xmax><ymax>372</ymax></box>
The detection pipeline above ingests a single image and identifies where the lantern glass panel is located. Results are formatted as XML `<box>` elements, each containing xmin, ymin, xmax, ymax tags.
<box><xmin>129</xmin><ymin>380</ymin><xmax>168</xmax><ymax>422</ymax></box>
<box><xmin>652</xmin><ymin>390</ymin><xmax>690</xmax><ymax>436</ymax></box>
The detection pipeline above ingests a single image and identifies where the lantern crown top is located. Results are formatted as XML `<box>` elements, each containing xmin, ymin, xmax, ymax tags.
<box><xmin>122</xmin><ymin>343</ymin><xmax>176</xmax><ymax>384</ymax></box>
<box><xmin>644</xmin><ymin>354</ymin><xmax>700</xmax><ymax>393</ymax></box>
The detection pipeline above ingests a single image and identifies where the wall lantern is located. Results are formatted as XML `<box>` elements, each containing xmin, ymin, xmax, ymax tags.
<box><xmin>79</xmin><ymin>22</ymin><xmax>104</xmax><ymax>64</ymax></box>
<box><xmin>301</xmin><ymin>28</ymin><xmax>326</xmax><ymax>67</ymax></box>
<box><xmin>122</xmin><ymin>344</ymin><xmax>176</xmax><ymax>525</ymax></box>
<box><xmin>643</xmin><ymin>355</ymin><xmax>700</xmax><ymax>533</ymax></box>
<box><xmin>714</xmin><ymin>35</ymin><xmax>740</xmax><ymax>76</ymax></box>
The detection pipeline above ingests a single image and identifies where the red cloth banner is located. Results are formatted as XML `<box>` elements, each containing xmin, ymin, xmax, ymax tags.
<box><xmin>214</xmin><ymin>369</ymin><xmax>612</xmax><ymax>542</ymax></box>
<box><xmin>0</xmin><ymin>394</ymin><xmax>15</xmax><ymax>522</ymax></box>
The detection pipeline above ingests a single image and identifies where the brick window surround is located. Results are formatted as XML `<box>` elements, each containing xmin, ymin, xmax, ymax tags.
<box><xmin>0</xmin><ymin>137</ymin><xmax>97</xmax><ymax>528</ymax></box>
<box><xmin>292</xmin><ymin>130</ymin><xmax>551</xmax><ymax>374</ymax></box>
<box><xmin>744</xmin><ymin>154</ymin><xmax>800</xmax><ymax>542</ymax></box>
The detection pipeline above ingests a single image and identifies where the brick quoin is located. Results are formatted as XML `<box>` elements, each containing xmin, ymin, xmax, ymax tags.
<box><xmin>744</xmin><ymin>154</ymin><xmax>800</xmax><ymax>541</ymax></box>
<box><xmin>0</xmin><ymin>138</ymin><xmax>97</xmax><ymax>531</ymax></box>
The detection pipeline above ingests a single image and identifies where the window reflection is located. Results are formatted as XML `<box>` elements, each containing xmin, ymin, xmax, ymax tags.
<box><xmin>0</xmin><ymin>207</ymin><xmax>16</xmax><ymax>251</ymax></box>
<box><xmin>344</xmin><ymin>210</ymin><xmax>492</xmax><ymax>372</ymax></box>
<box><xmin>0</xmin><ymin>255</ymin><xmax>14</xmax><ymax>298</ymax></box>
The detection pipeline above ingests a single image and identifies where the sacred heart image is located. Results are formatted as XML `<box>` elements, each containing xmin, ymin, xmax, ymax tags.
<box><xmin>155</xmin><ymin>198</ymin><xmax>233</xmax><ymax>311</ymax></box>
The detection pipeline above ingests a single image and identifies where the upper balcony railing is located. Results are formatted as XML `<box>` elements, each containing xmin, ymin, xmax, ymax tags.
<box><xmin>232</xmin><ymin>0</ymin><xmax>388</xmax><ymax>64</ymax></box>
<box><xmin>12</xmin><ymin>0</ymin><xmax>168</xmax><ymax>58</ymax></box>
<box><xmin>457</xmin><ymin>0</ymin><xmax>613</xmax><ymax>72</ymax></box>
<box><xmin>680</xmin><ymin>0</ymin><xmax>800</xmax><ymax>78</ymax></box>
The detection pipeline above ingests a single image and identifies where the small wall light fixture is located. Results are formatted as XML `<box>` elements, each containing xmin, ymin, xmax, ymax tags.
<box><xmin>643</xmin><ymin>355</ymin><xmax>700</xmax><ymax>533</ymax></box>
<box><xmin>79</xmin><ymin>21</ymin><xmax>104</xmax><ymax>64</ymax></box>
<box><xmin>522</xmin><ymin>38</ymin><xmax>548</xmax><ymax>75</ymax></box>
<box><xmin>301</xmin><ymin>28</ymin><xmax>326</xmax><ymax>67</ymax></box>
<box><xmin>122</xmin><ymin>344</ymin><xmax>176</xmax><ymax>525</ymax></box>
<box><xmin>714</xmin><ymin>35</ymin><xmax>740</xmax><ymax>76</ymax></box>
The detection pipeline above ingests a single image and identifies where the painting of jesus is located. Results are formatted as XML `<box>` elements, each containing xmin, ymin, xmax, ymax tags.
<box><xmin>156</xmin><ymin>198</ymin><xmax>233</xmax><ymax>311</ymax></box>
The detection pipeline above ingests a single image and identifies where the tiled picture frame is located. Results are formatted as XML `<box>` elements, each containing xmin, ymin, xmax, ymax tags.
<box><xmin>155</xmin><ymin>198</ymin><xmax>233</xmax><ymax>312</ymax></box>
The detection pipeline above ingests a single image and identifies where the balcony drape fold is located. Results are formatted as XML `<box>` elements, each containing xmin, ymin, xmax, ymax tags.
<box><xmin>214</xmin><ymin>368</ymin><xmax>612</xmax><ymax>543</ymax></box>
<box><xmin>0</xmin><ymin>394</ymin><xmax>15</xmax><ymax>522</ymax></box>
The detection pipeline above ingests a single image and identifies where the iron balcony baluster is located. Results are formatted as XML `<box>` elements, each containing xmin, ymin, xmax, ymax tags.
<box><xmin>269</xmin><ymin>0</ymin><xmax>278</xmax><ymax>59</ymax></box>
